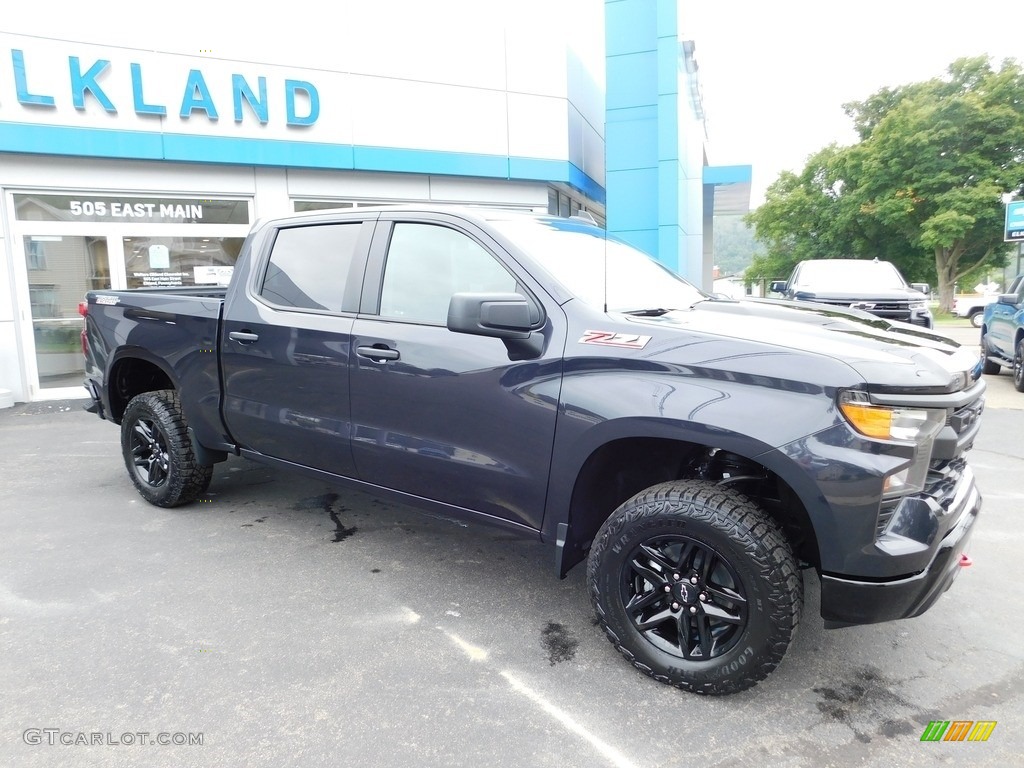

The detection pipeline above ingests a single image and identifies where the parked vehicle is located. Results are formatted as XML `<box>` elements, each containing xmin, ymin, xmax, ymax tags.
<box><xmin>83</xmin><ymin>207</ymin><xmax>985</xmax><ymax>695</ymax></box>
<box><xmin>954</xmin><ymin>295</ymin><xmax>997</xmax><ymax>327</ymax></box>
<box><xmin>956</xmin><ymin>276</ymin><xmax>1023</xmax><ymax>328</ymax></box>
<box><xmin>770</xmin><ymin>258</ymin><xmax>933</xmax><ymax>328</ymax></box>
<box><xmin>981</xmin><ymin>276</ymin><xmax>1024</xmax><ymax>391</ymax></box>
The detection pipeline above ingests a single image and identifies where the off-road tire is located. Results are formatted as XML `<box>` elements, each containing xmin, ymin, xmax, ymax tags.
<box><xmin>121</xmin><ymin>390</ymin><xmax>213</xmax><ymax>507</ymax></box>
<box><xmin>1015</xmin><ymin>340</ymin><xmax>1024</xmax><ymax>392</ymax></box>
<box><xmin>981</xmin><ymin>333</ymin><xmax>1002</xmax><ymax>375</ymax></box>
<box><xmin>587</xmin><ymin>480</ymin><xmax>802</xmax><ymax>695</ymax></box>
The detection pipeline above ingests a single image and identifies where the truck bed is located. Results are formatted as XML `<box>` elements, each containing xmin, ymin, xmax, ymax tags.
<box><xmin>84</xmin><ymin>287</ymin><xmax>229</xmax><ymax>450</ymax></box>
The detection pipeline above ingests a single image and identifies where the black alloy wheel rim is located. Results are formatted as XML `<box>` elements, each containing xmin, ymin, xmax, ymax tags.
<box><xmin>1016</xmin><ymin>345</ymin><xmax>1023</xmax><ymax>387</ymax></box>
<box><xmin>130</xmin><ymin>417</ymin><xmax>170</xmax><ymax>487</ymax></box>
<box><xmin>621</xmin><ymin>535</ymin><xmax>749</xmax><ymax>661</ymax></box>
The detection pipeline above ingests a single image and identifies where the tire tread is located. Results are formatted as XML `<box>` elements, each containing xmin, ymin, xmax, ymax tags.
<box><xmin>121</xmin><ymin>390</ymin><xmax>212</xmax><ymax>507</ymax></box>
<box><xmin>586</xmin><ymin>480</ymin><xmax>802</xmax><ymax>695</ymax></box>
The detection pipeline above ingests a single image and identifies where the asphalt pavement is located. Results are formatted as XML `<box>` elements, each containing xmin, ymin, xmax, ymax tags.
<box><xmin>1</xmin><ymin>372</ymin><xmax>1021</xmax><ymax>767</ymax></box>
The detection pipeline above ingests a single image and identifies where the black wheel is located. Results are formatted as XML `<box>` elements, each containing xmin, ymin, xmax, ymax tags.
<box><xmin>1015</xmin><ymin>340</ymin><xmax>1024</xmax><ymax>392</ymax></box>
<box><xmin>121</xmin><ymin>390</ymin><xmax>213</xmax><ymax>507</ymax></box>
<box><xmin>587</xmin><ymin>480</ymin><xmax>802</xmax><ymax>695</ymax></box>
<box><xmin>969</xmin><ymin>309</ymin><xmax>983</xmax><ymax>328</ymax></box>
<box><xmin>981</xmin><ymin>333</ymin><xmax>1002</xmax><ymax>375</ymax></box>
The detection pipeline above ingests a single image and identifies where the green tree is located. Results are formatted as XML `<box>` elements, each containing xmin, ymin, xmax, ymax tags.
<box><xmin>712</xmin><ymin>215</ymin><xmax>763</xmax><ymax>276</ymax></box>
<box><xmin>748</xmin><ymin>57</ymin><xmax>1024</xmax><ymax>311</ymax></box>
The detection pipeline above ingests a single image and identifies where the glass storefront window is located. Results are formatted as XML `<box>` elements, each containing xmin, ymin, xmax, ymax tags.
<box><xmin>123</xmin><ymin>236</ymin><xmax>245</xmax><ymax>289</ymax></box>
<box><xmin>24</xmin><ymin>235</ymin><xmax>110</xmax><ymax>389</ymax></box>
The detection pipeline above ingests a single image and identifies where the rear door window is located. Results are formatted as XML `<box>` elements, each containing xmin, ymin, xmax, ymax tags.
<box><xmin>260</xmin><ymin>223</ymin><xmax>362</xmax><ymax>313</ymax></box>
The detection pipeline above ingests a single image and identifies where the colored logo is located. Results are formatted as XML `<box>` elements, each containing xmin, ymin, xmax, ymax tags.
<box><xmin>920</xmin><ymin>720</ymin><xmax>996</xmax><ymax>742</ymax></box>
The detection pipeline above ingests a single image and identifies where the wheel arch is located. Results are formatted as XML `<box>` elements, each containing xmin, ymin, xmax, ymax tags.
<box><xmin>552</xmin><ymin>425</ymin><xmax>821</xmax><ymax>578</ymax></box>
<box><xmin>106</xmin><ymin>349</ymin><xmax>178</xmax><ymax>424</ymax></box>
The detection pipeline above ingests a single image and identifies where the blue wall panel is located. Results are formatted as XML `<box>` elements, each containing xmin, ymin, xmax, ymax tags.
<box><xmin>605</xmin><ymin>52</ymin><xmax>658</xmax><ymax>111</ymax></box>
<box><xmin>605</xmin><ymin>0</ymin><xmax>658</xmax><ymax>56</ymax></box>
<box><xmin>605</xmin><ymin>119</ymin><xmax>657</xmax><ymax>171</ymax></box>
<box><xmin>605</xmin><ymin>0</ymin><xmax>692</xmax><ymax>278</ymax></box>
<box><xmin>606</xmin><ymin>167</ymin><xmax>658</xmax><ymax>230</ymax></box>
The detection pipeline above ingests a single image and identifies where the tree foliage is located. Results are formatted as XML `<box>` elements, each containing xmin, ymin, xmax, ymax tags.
<box><xmin>746</xmin><ymin>57</ymin><xmax>1024</xmax><ymax>310</ymax></box>
<box><xmin>712</xmin><ymin>215</ymin><xmax>763</xmax><ymax>276</ymax></box>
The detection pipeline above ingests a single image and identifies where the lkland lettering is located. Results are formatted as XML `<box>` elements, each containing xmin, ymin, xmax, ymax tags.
<box><xmin>8</xmin><ymin>48</ymin><xmax>319</xmax><ymax>126</ymax></box>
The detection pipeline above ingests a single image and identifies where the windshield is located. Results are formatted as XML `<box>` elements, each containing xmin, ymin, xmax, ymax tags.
<box><xmin>792</xmin><ymin>260</ymin><xmax>908</xmax><ymax>292</ymax></box>
<box><xmin>488</xmin><ymin>217</ymin><xmax>708</xmax><ymax>312</ymax></box>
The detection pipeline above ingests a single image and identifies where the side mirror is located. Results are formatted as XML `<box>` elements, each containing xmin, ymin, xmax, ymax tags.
<box><xmin>997</xmin><ymin>293</ymin><xmax>1020</xmax><ymax>306</ymax></box>
<box><xmin>769</xmin><ymin>280</ymin><xmax>787</xmax><ymax>294</ymax></box>
<box><xmin>447</xmin><ymin>293</ymin><xmax>534</xmax><ymax>340</ymax></box>
<box><xmin>910</xmin><ymin>282</ymin><xmax>930</xmax><ymax>296</ymax></box>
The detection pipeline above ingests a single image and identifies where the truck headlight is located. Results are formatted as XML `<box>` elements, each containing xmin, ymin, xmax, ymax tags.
<box><xmin>838</xmin><ymin>391</ymin><xmax>946</xmax><ymax>496</ymax></box>
<box><xmin>909</xmin><ymin>301</ymin><xmax>928</xmax><ymax>310</ymax></box>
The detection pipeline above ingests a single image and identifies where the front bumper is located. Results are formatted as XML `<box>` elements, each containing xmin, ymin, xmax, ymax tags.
<box><xmin>820</xmin><ymin>464</ymin><xmax>981</xmax><ymax>627</ymax></box>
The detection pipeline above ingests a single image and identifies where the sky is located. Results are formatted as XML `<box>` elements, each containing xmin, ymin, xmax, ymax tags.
<box><xmin>683</xmin><ymin>0</ymin><xmax>1022</xmax><ymax>206</ymax></box>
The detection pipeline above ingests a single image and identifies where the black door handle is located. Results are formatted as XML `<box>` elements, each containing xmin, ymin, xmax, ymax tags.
<box><xmin>229</xmin><ymin>331</ymin><xmax>259</xmax><ymax>343</ymax></box>
<box><xmin>356</xmin><ymin>345</ymin><xmax>399</xmax><ymax>362</ymax></box>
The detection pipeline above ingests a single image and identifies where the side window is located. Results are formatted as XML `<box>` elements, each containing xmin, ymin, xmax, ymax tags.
<box><xmin>379</xmin><ymin>223</ymin><xmax>518</xmax><ymax>325</ymax></box>
<box><xmin>260</xmin><ymin>223</ymin><xmax>361</xmax><ymax>312</ymax></box>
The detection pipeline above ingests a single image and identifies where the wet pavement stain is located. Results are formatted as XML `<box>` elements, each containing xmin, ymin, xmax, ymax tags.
<box><xmin>541</xmin><ymin>622</ymin><xmax>578</xmax><ymax>665</ymax></box>
<box><xmin>879</xmin><ymin>719</ymin><xmax>916</xmax><ymax>737</ymax></box>
<box><xmin>324</xmin><ymin>493</ymin><xmax>357</xmax><ymax>542</ymax></box>
<box><xmin>293</xmin><ymin>493</ymin><xmax>358</xmax><ymax>541</ymax></box>
<box><xmin>813</xmin><ymin>667</ymin><xmax>931</xmax><ymax>741</ymax></box>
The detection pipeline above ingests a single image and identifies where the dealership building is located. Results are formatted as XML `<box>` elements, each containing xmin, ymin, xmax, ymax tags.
<box><xmin>0</xmin><ymin>1</ymin><xmax>749</xmax><ymax>404</ymax></box>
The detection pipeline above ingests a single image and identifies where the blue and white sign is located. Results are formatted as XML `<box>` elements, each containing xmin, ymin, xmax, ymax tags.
<box><xmin>1006</xmin><ymin>200</ymin><xmax>1024</xmax><ymax>243</ymax></box>
<box><xmin>0</xmin><ymin>24</ymin><xmax>603</xmax><ymax>197</ymax></box>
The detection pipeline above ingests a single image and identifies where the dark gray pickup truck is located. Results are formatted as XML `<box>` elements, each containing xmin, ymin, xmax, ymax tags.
<box><xmin>83</xmin><ymin>206</ymin><xmax>985</xmax><ymax>695</ymax></box>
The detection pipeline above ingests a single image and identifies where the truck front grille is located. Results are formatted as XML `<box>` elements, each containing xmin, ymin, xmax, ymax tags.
<box><xmin>805</xmin><ymin>298</ymin><xmax>913</xmax><ymax>322</ymax></box>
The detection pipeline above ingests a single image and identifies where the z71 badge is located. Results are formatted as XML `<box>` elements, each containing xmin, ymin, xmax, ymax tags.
<box><xmin>579</xmin><ymin>330</ymin><xmax>652</xmax><ymax>349</ymax></box>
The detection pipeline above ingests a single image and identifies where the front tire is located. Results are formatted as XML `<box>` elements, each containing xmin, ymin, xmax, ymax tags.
<box><xmin>981</xmin><ymin>332</ymin><xmax>1002</xmax><ymax>375</ymax></box>
<box><xmin>969</xmin><ymin>309</ymin><xmax>983</xmax><ymax>328</ymax></box>
<box><xmin>121</xmin><ymin>390</ymin><xmax>213</xmax><ymax>507</ymax></box>
<box><xmin>1014</xmin><ymin>340</ymin><xmax>1024</xmax><ymax>392</ymax></box>
<box><xmin>587</xmin><ymin>480</ymin><xmax>802</xmax><ymax>695</ymax></box>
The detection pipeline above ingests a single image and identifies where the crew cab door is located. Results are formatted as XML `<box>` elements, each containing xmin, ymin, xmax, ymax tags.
<box><xmin>986</xmin><ymin>279</ymin><xmax>1024</xmax><ymax>358</ymax></box>
<box><xmin>220</xmin><ymin>218</ymin><xmax>373</xmax><ymax>476</ymax></box>
<box><xmin>348</xmin><ymin>213</ymin><xmax>563</xmax><ymax>530</ymax></box>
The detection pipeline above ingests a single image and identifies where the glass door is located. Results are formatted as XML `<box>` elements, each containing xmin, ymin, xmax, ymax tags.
<box><xmin>23</xmin><ymin>235</ymin><xmax>110</xmax><ymax>389</ymax></box>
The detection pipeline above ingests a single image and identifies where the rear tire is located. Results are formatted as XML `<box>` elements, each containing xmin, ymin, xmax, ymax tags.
<box><xmin>587</xmin><ymin>480</ymin><xmax>802</xmax><ymax>695</ymax></box>
<box><xmin>969</xmin><ymin>309</ymin><xmax>983</xmax><ymax>328</ymax></box>
<box><xmin>121</xmin><ymin>390</ymin><xmax>213</xmax><ymax>507</ymax></box>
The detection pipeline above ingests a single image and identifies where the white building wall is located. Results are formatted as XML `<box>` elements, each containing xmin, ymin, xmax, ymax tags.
<box><xmin>0</xmin><ymin>2</ymin><xmax>605</xmax><ymax>173</ymax></box>
<box><xmin>0</xmin><ymin>2</ymin><xmax>605</xmax><ymax>403</ymax></box>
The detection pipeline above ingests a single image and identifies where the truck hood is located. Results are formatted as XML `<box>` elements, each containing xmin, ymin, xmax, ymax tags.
<box><xmin>622</xmin><ymin>297</ymin><xmax>981</xmax><ymax>391</ymax></box>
